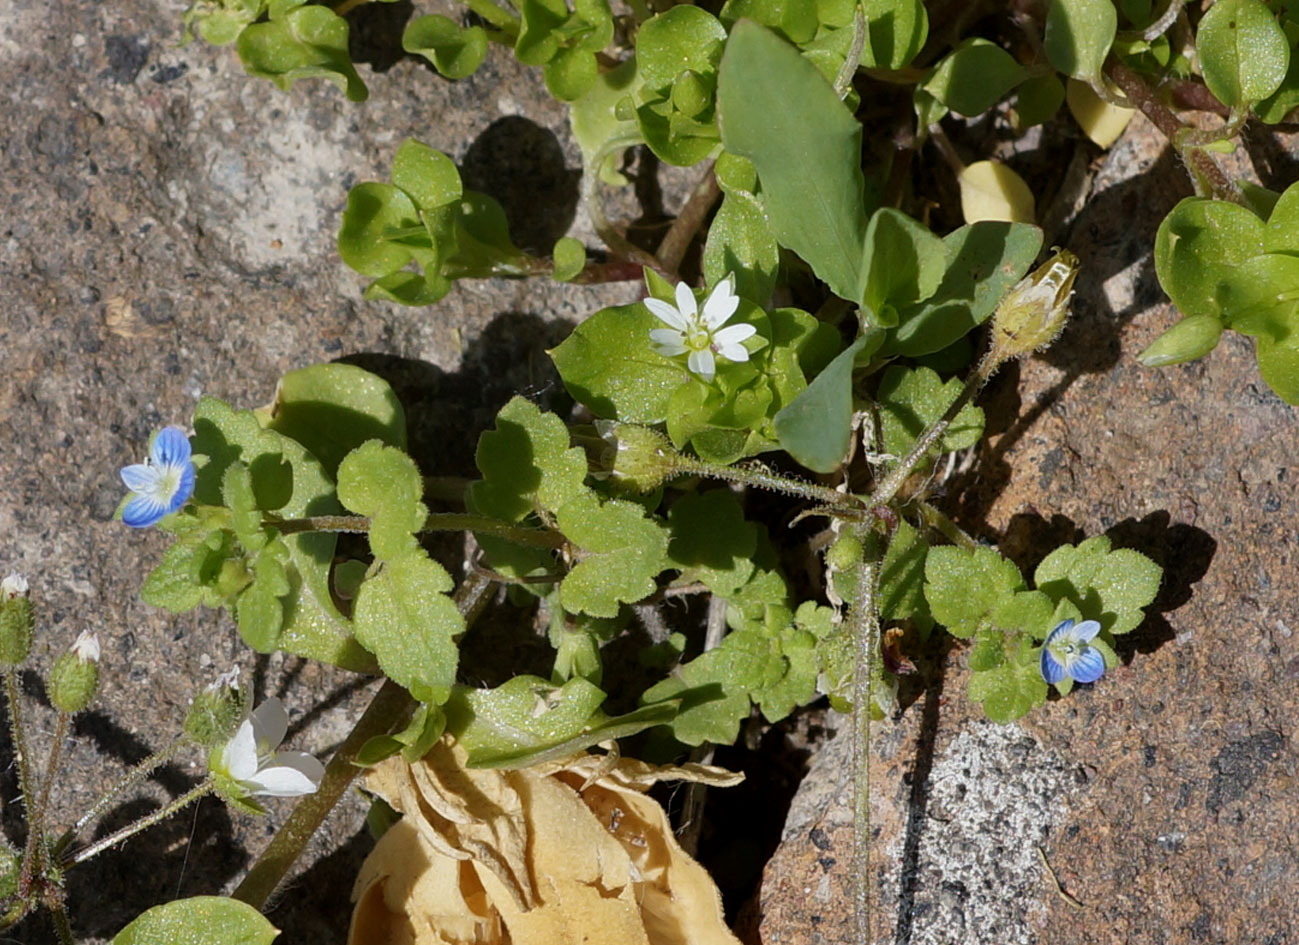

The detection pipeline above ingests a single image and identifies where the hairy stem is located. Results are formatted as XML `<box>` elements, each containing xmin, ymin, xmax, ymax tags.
<box><xmin>61</xmin><ymin>780</ymin><xmax>214</xmax><ymax>868</ymax></box>
<box><xmin>916</xmin><ymin>500</ymin><xmax>979</xmax><ymax>551</ymax></box>
<box><xmin>672</xmin><ymin>455</ymin><xmax>865</xmax><ymax>509</ymax></box>
<box><xmin>848</xmin><ymin>536</ymin><xmax>883</xmax><ymax>944</ymax></box>
<box><xmin>271</xmin><ymin>512</ymin><xmax>565</xmax><ymax>549</ymax></box>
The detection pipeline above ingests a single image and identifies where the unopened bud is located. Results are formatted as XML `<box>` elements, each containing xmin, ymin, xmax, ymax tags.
<box><xmin>184</xmin><ymin>668</ymin><xmax>247</xmax><ymax>747</ymax></box>
<box><xmin>594</xmin><ymin>421</ymin><xmax>681</xmax><ymax>493</ymax></box>
<box><xmin>0</xmin><ymin>574</ymin><xmax>33</xmax><ymax>667</ymax></box>
<box><xmin>989</xmin><ymin>249</ymin><xmax>1080</xmax><ymax>360</ymax></box>
<box><xmin>49</xmin><ymin>630</ymin><xmax>101</xmax><ymax>714</ymax></box>
<box><xmin>1138</xmin><ymin>314</ymin><xmax>1223</xmax><ymax>367</ymax></box>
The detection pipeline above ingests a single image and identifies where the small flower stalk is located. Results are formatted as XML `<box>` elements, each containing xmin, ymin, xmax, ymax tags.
<box><xmin>646</xmin><ymin>275</ymin><xmax>756</xmax><ymax>382</ymax></box>
<box><xmin>1040</xmin><ymin>618</ymin><xmax>1106</xmax><ymax>686</ymax></box>
<box><xmin>0</xmin><ymin>574</ymin><xmax>33</xmax><ymax>667</ymax></box>
<box><xmin>988</xmin><ymin>249</ymin><xmax>1080</xmax><ymax>363</ymax></box>
<box><xmin>209</xmin><ymin>697</ymin><xmax>325</xmax><ymax>814</ymax></box>
<box><xmin>118</xmin><ymin>426</ymin><xmax>197</xmax><ymax>528</ymax></box>
<box><xmin>49</xmin><ymin>631</ymin><xmax>101</xmax><ymax>715</ymax></box>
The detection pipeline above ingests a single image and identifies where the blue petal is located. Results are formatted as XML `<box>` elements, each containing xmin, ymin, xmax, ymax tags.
<box><xmin>120</xmin><ymin>463</ymin><xmax>159</xmax><ymax>493</ymax></box>
<box><xmin>152</xmin><ymin>427</ymin><xmax>192</xmax><ymax>467</ymax></box>
<box><xmin>169</xmin><ymin>462</ymin><xmax>197</xmax><ymax>513</ymax></box>
<box><xmin>1070</xmin><ymin>646</ymin><xmax>1106</xmax><ymax>684</ymax></box>
<box><xmin>122</xmin><ymin>494</ymin><xmax>168</xmax><ymax>528</ymax></box>
<box><xmin>1072</xmin><ymin>619</ymin><xmax>1102</xmax><ymax>643</ymax></box>
<box><xmin>1040</xmin><ymin>647</ymin><xmax>1066</xmax><ymax>685</ymax></box>
<box><xmin>1044</xmin><ymin>619</ymin><xmax>1074</xmax><ymax>646</ymax></box>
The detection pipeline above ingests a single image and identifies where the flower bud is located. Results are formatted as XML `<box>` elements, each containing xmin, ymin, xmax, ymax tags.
<box><xmin>184</xmin><ymin>668</ymin><xmax>247</xmax><ymax>747</ymax></box>
<box><xmin>594</xmin><ymin>421</ymin><xmax>681</xmax><ymax>493</ymax></box>
<box><xmin>0</xmin><ymin>574</ymin><xmax>33</xmax><ymax>667</ymax></box>
<box><xmin>49</xmin><ymin>630</ymin><xmax>101</xmax><ymax>714</ymax></box>
<box><xmin>989</xmin><ymin>248</ymin><xmax>1080</xmax><ymax>361</ymax></box>
<box><xmin>1138</xmin><ymin>314</ymin><xmax>1224</xmax><ymax>367</ymax></box>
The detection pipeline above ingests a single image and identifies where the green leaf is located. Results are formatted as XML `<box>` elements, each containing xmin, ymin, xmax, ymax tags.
<box><xmin>1015</xmin><ymin>73</ymin><xmax>1066</xmax><ymax>127</ymax></box>
<box><xmin>354</xmin><ymin>552</ymin><xmax>463</xmax><ymax>704</ymax></box>
<box><xmin>1264</xmin><ymin>180</ymin><xmax>1299</xmax><ymax>254</ymax></box>
<box><xmin>923</xmin><ymin>38</ymin><xmax>1026</xmax><ymax>117</ymax></box>
<box><xmin>1218</xmin><ymin>252</ymin><xmax>1299</xmax><ymax>343</ymax></box>
<box><xmin>774</xmin><ymin>336</ymin><xmax>867</xmax><ymax>473</ymax></box>
<box><xmin>876</xmin><ymin>364</ymin><xmax>985</xmax><ymax>458</ymax></box>
<box><xmin>1137</xmin><ymin>313</ymin><xmax>1225</xmax><ymax>366</ymax></box>
<box><xmin>445</xmin><ymin>676</ymin><xmax>677</xmax><ymax>767</ymax></box>
<box><xmin>551</xmin><ymin>236</ymin><xmax>587</xmax><ymax>282</ymax></box>
<box><xmin>235</xmin><ymin>540</ymin><xmax>290</xmax><ymax>652</ymax></box>
<box><xmin>924</xmin><ymin>545</ymin><xmax>1025</xmax><ymax>638</ymax></box>
<box><xmin>718</xmin><ymin>20</ymin><xmax>870</xmax><ymax>302</ymax></box>
<box><xmin>550</xmin><ymin>303</ymin><xmax>687</xmax><ymax>421</ymax></box>
<box><xmin>640</xmin><ymin>644</ymin><xmax>758</xmax><ymax>746</ymax></box>
<box><xmin>390</xmin><ymin>139</ymin><xmax>463</xmax><ymax>213</ymax></box>
<box><xmin>1253</xmin><ymin>335</ymin><xmax>1299</xmax><ymax>403</ymax></box>
<box><xmin>860</xmin><ymin>0</ymin><xmax>928</xmax><ymax>69</ymax></box>
<box><xmin>859</xmin><ymin>208</ymin><xmax>946</xmax><ymax>325</ymax></box>
<box><xmin>1196</xmin><ymin>0</ymin><xmax>1290</xmax><ymax>107</ymax></box>
<box><xmin>637</xmin><ymin>6</ymin><xmax>728</xmax><ymax>90</ymax></box>
<box><xmin>337</xmin><ymin>182</ymin><xmax>428</xmax><ymax>279</ymax></box>
<box><xmin>1044</xmin><ymin>0</ymin><xmax>1117</xmax><ymax>81</ymax></box>
<box><xmin>569</xmin><ymin>58</ymin><xmax>643</xmax><ymax>186</ymax></box>
<box><xmin>967</xmin><ymin>639</ymin><xmax>1047</xmax><ymax>722</ymax></box>
<box><xmin>260</xmin><ymin>363</ymin><xmax>406</xmax><ymax>481</ymax></box>
<box><xmin>886</xmin><ymin>222</ymin><xmax>1043</xmax><ymax>357</ymax></box>
<box><xmin>1154</xmin><ymin>197</ymin><xmax>1265</xmax><ymax>319</ymax></box>
<box><xmin>1033</xmin><ymin>535</ymin><xmax>1161</xmax><ymax>635</ymax></box>
<box><xmin>468</xmin><ymin>397</ymin><xmax>588</xmax><ymax>521</ymax></box>
<box><xmin>557</xmin><ymin>493</ymin><xmax>669</xmax><ymax>617</ymax></box>
<box><xmin>337</xmin><ymin>441</ymin><xmax>428</xmax><ymax>561</ymax></box>
<box><xmin>990</xmin><ymin>589</ymin><xmax>1056</xmax><ymax>640</ymax></box>
<box><xmin>111</xmin><ymin>896</ymin><xmax>278</xmax><ymax>945</ymax></box>
<box><xmin>402</xmin><ymin>14</ymin><xmax>488</xmax><ymax>80</ymax></box>
<box><xmin>141</xmin><ymin>532</ymin><xmax>229</xmax><ymax>613</ymax></box>
<box><xmin>222</xmin><ymin>462</ymin><xmax>267</xmax><ymax>552</ymax></box>
<box><xmin>703</xmin><ymin>189</ymin><xmax>780</xmax><ymax>305</ymax></box>
<box><xmin>878</xmin><ymin>518</ymin><xmax>931</xmax><ymax>623</ymax></box>
<box><xmin>236</xmin><ymin>4</ymin><xmax>367</xmax><ymax>101</ymax></box>
<box><xmin>666</xmin><ymin>490</ymin><xmax>758</xmax><ymax>597</ymax></box>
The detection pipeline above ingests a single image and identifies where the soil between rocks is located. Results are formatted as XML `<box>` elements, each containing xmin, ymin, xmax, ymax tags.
<box><xmin>0</xmin><ymin>2</ymin><xmax>1296</xmax><ymax>944</ymax></box>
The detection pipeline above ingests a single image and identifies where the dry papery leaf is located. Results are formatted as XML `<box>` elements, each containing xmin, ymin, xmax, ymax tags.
<box><xmin>349</xmin><ymin>738</ymin><xmax>745</xmax><ymax>945</ymax></box>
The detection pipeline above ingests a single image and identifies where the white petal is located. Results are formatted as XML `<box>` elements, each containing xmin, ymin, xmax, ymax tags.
<box><xmin>222</xmin><ymin>719</ymin><xmax>260</xmax><ymax>781</ymax></box>
<box><xmin>120</xmin><ymin>463</ymin><xmax>160</xmax><ymax>493</ymax></box>
<box><xmin>645</xmin><ymin>297</ymin><xmax>690</xmax><ymax>330</ymax></box>
<box><xmin>245</xmin><ymin>756</ymin><xmax>324</xmax><ymax>797</ymax></box>
<box><xmin>250</xmin><ymin>697</ymin><xmax>289</xmax><ymax>752</ymax></box>
<box><xmin>674</xmin><ymin>281</ymin><xmax>699</xmax><ymax>321</ymax></box>
<box><xmin>687</xmin><ymin>348</ymin><xmax>716</xmax><ymax>381</ymax></box>
<box><xmin>700</xmin><ymin>279</ymin><xmax>740</xmax><ymax>329</ymax></box>
<box><xmin>715</xmin><ymin>340</ymin><xmax>752</xmax><ymax>364</ymax></box>
<box><xmin>713</xmin><ymin>322</ymin><xmax>756</xmax><ymax>347</ymax></box>
<box><xmin>649</xmin><ymin>329</ymin><xmax>688</xmax><ymax>355</ymax></box>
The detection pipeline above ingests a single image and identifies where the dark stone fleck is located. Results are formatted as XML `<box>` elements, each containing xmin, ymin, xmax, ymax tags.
<box><xmin>105</xmin><ymin>35</ymin><xmax>150</xmax><ymax>84</ymax></box>
<box><xmin>809</xmin><ymin>826</ymin><xmax>832</xmax><ymax>851</ymax></box>
<box><xmin>1206</xmin><ymin>731</ymin><xmax>1285</xmax><ymax>814</ymax></box>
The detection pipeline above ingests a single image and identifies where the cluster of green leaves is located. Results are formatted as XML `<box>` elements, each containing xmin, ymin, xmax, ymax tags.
<box><xmin>1145</xmin><ymin>179</ymin><xmax>1299</xmax><ymax>402</ymax></box>
<box><xmin>924</xmin><ymin>537</ymin><xmax>1160</xmax><ymax>722</ymax></box>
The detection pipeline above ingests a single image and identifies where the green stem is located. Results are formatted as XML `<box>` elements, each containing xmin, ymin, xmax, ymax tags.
<box><xmin>462</xmin><ymin>0</ymin><xmax>521</xmax><ymax>35</ymax></box>
<box><xmin>3</xmin><ymin>671</ymin><xmax>39</xmax><ymax>894</ymax></box>
<box><xmin>231</xmin><ymin>679</ymin><xmax>413</xmax><ymax>910</ymax></box>
<box><xmin>870</xmin><ymin>350</ymin><xmax>998</xmax><ymax>508</ymax></box>
<box><xmin>54</xmin><ymin>734</ymin><xmax>190</xmax><ymax>859</ymax></box>
<box><xmin>61</xmin><ymin>780</ymin><xmax>214</xmax><ymax>868</ymax></box>
<box><xmin>19</xmin><ymin>712</ymin><xmax>68</xmax><ymax>894</ymax></box>
<box><xmin>332</xmin><ymin>0</ymin><xmax>370</xmax><ymax>15</ymax></box>
<box><xmin>672</xmin><ymin>455</ymin><xmax>865</xmax><ymax>509</ymax></box>
<box><xmin>848</xmin><ymin>534</ymin><xmax>883</xmax><ymax>945</ymax></box>
<box><xmin>834</xmin><ymin>4</ymin><xmax>866</xmax><ymax>99</ymax></box>
<box><xmin>270</xmin><ymin>512</ymin><xmax>565</xmax><ymax>549</ymax></box>
<box><xmin>916</xmin><ymin>501</ymin><xmax>978</xmax><ymax>552</ymax></box>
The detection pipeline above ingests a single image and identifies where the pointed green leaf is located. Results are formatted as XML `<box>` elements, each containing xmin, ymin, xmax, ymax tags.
<box><xmin>923</xmin><ymin>38</ymin><xmax>1026</xmax><ymax>117</ymax></box>
<box><xmin>1196</xmin><ymin>0</ymin><xmax>1289</xmax><ymax>107</ymax></box>
<box><xmin>774</xmin><ymin>335</ymin><xmax>867</xmax><ymax>473</ymax></box>
<box><xmin>1044</xmin><ymin>0</ymin><xmax>1117</xmax><ymax>81</ymax></box>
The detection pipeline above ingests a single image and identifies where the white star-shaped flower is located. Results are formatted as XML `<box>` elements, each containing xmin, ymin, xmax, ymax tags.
<box><xmin>211</xmin><ymin>697</ymin><xmax>325</xmax><ymax>805</ymax></box>
<box><xmin>646</xmin><ymin>276</ymin><xmax>757</xmax><ymax>382</ymax></box>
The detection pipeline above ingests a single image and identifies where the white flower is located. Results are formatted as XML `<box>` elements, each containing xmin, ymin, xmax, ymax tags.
<box><xmin>70</xmin><ymin>630</ymin><xmax>100</xmax><ymax>663</ymax></box>
<box><xmin>211</xmin><ymin>697</ymin><xmax>325</xmax><ymax>800</ymax></box>
<box><xmin>646</xmin><ymin>276</ymin><xmax>757</xmax><ymax>382</ymax></box>
<box><xmin>1</xmin><ymin>574</ymin><xmax>28</xmax><ymax>600</ymax></box>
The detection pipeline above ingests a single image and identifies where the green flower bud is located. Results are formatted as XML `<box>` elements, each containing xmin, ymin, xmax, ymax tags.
<box><xmin>49</xmin><ymin>630</ymin><xmax>100</xmax><ymax>714</ymax></box>
<box><xmin>594</xmin><ymin>421</ymin><xmax>681</xmax><ymax>493</ymax></box>
<box><xmin>989</xmin><ymin>248</ymin><xmax>1080</xmax><ymax>360</ymax></box>
<box><xmin>0</xmin><ymin>574</ymin><xmax>33</xmax><ymax>668</ymax></box>
<box><xmin>1138</xmin><ymin>314</ymin><xmax>1224</xmax><ymax>367</ymax></box>
<box><xmin>826</xmin><ymin>532</ymin><xmax>864</xmax><ymax>572</ymax></box>
<box><xmin>184</xmin><ymin>668</ymin><xmax>247</xmax><ymax>747</ymax></box>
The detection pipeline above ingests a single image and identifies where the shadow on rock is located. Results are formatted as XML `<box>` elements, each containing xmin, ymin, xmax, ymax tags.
<box><xmin>348</xmin><ymin>0</ymin><xmax>416</xmax><ymax>73</ymax></box>
<box><xmin>460</xmin><ymin>116</ymin><xmax>581</xmax><ymax>256</ymax></box>
<box><xmin>264</xmin><ymin>828</ymin><xmax>375</xmax><ymax>941</ymax></box>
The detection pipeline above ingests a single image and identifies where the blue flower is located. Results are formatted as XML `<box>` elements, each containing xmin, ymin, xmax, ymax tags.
<box><xmin>119</xmin><ymin>426</ymin><xmax>196</xmax><ymax>528</ymax></box>
<box><xmin>1040</xmin><ymin>618</ymin><xmax>1106</xmax><ymax>685</ymax></box>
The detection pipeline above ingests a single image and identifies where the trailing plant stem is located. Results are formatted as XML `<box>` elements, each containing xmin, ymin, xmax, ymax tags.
<box><xmin>673</xmin><ymin>456</ymin><xmax>865</xmax><ymax>509</ymax></box>
<box><xmin>62</xmin><ymin>779</ymin><xmax>215</xmax><ymax>868</ymax></box>
<box><xmin>272</xmin><ymin>512</ymin><xmax>566</xmax><ymax>549</ymax></box>
<box><xmin>848</xmin><ymin>537</ymin><xmax>883</xmax><ymax>945</ymax></box>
